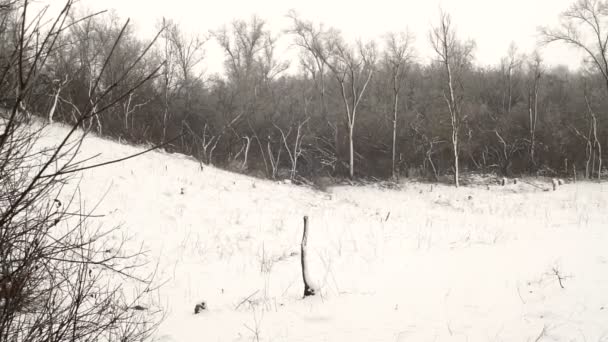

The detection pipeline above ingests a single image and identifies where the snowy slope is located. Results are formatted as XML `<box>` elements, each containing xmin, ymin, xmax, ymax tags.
<box><xmin>40</xmin><ymin>123</ymin><xmax>608</xmax><ymax>342</ymax></box>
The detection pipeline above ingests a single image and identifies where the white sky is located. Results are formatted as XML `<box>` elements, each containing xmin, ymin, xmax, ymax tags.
<box><xmin>76</xmin><ymin>0</ymin><xmax>584</xmax><ymax>74</ymax></box>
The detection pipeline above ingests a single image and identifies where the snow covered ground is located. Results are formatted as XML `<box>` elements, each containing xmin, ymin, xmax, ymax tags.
<box><xmin>40</xmin><ymin>123</ymin><xmax>608</xmax><ymax>342</ymax></box>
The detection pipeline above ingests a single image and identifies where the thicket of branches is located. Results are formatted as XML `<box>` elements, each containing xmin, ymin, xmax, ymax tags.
<box><xmin>1</xmin><ymin>1</ymin><xmax>163</xmax><ymax>341</ymax></box>
<box><xmin>13</xmin><ymin>0</ymin><xmax>608</xmax><ymax>185</ymax></box>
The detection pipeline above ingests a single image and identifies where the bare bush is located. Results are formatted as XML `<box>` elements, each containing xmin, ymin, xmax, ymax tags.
<box><xmin>0</xmin><ymin>1</ymin><xmax>165</xmax><ymax>341</ymax></box>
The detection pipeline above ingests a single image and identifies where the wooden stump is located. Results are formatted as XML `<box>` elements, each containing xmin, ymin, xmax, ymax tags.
<box><xmin>301</xmin><ymin>216</ymin><xmax>316</xmax><ymax>297</ymax></box>
<box><xmin>552</xmin><ymin>178</ymin><xmax>558</xmax><ymax>191</ymax></box>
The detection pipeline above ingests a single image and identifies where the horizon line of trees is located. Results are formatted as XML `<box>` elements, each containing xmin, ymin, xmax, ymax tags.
<box><xmin>5</xmin><ymin>0</ymin><xmax>608</xmax><ymax>185</ymax></box>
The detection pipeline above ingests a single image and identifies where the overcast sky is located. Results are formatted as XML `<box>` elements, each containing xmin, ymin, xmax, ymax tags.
<box><xmin>77</xmin><ymin>0</ymin><xmax>585</xmax><ymax>75</ymax></box>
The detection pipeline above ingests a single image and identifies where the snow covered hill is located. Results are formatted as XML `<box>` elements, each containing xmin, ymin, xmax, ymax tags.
<box><xmin>41</xmin><ymin>123</ymin><xmax>608</xmax><ymax>342</ymax></box>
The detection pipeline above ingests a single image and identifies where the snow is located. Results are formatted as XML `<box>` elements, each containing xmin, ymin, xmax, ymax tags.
<box><xmin>39</xmin><ymin>123</ymin><xmax>608</xmax><ymax>342</ymax></box>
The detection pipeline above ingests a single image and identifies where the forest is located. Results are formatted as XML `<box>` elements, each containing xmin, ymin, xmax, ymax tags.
<box><xmin>3</xmin><ymin>0</ymin><xmax>607</xmax><ymax>185</ymax></box>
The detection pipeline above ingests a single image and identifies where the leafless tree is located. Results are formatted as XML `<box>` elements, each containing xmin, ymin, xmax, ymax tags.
<box><xmin>501</xmin><ymin>42</ymin><xmax>523</xmax><ymax>114</ymax></box>
<box><xmin>163</xmin><ymin>20</ymin><xmax>206</xmax><ymax>93</ymax></box>
<box><xmin>213</xmin><ymin>15</ymin><xmax>286</xmax><ymax>87</ymax></box>
<box><xmin>324</xmin><ymin>35</ymin><xmax>377</xmax><ymax>179</ymax></box>
<box><xmin>411</xmin><ymin>113</ymin><xmax>443</xmax><ymax>180</ymax></box>
<box><xmin>159</xmin><ymin>18</ymin><xmax>178</xmax><ymax>143</ymax></box>
<box><xmin>213</xmin><ymin>16</ymin><xmax>287</xmax><ymax>172</ymax></box>
<box><xmin>541</xmin><ymin>0</ymin><xmax>608</xmax><ymax>179</ymax></box>
<box><xmin>493</xmin><ymin>129</ymin><xmax>524</xmax><ymax>176</ymax></box>
<box><xmin>287</xmin><ymin>11</ymin><xmax>332</xmax><ymax>124</ymax></box>
<box><xmin>121</xmin><ymin>92</ymin><xmax>150</xmax><ymax>132</ymax></box>
<box><xmin>526</xmin><ymin>52</ymin><xmax>543</xmax><ymax>169</ymax></box>
<box><xmin>584</xmin><ymin>87</ymin><xmax>603</xmax><ymax>178</ymax></box>
<box><xmin>541</xmin><ymin>0</ymin><xmax>608</xmax><ymax>93</ymax></box>
<box><xmin>430</xmin><ymin>11</ymin><xmax>475</xmax><ymax>187</ymax></box>
<box><xmin>383</xmin><ymin>31</ymin><xmax>414</xmax><ymax>179</ymax></box>
<box><xmin>266</xmin><ymin>134</ymin><xmax>282</xmax><ymax>179</ymax></box>
<box><xmin>274</xmin><ymin>118</ymin><xmax>310</xmax><ymax>180</ymax></box>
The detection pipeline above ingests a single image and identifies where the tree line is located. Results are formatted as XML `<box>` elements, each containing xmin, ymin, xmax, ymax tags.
<box><xmin>4</xmin><ymin>0</ymin><xmax>608</xmax><ymax>185</ymax></box>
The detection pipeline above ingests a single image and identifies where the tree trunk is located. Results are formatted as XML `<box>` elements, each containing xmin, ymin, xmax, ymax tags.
<box><xmin>48</xmin><ymin>87</ymin><xmax>61</xmax><ymax>124</ymax></box>
<box><xmin>444</xmin><ymin>45</ymin><xmax>459</xmax><ymax>187</ymax></box>
<box><xmin>529</xmin><ymin>90</ymin><xmax>536</xmax><ymax>168</ymax></box>
<box><xmin>349</xmin><ymin>124</ymin><xmax>354</xmax><ymax>179</ymax></box>
<box><xmin>452</xmin><ymin>130</ymin><xmax>459</xmax><ymax>187</ymax></box>
<box><xmin>507</xmin><ymin>71</ymin><xmax>512</xmax><ymax>114</ymax></box>
<box><xmin>336</xmin><ymin>116</ymin><xmax>349</xmax><ymax>176</ymax></box>
<box><xmin>392</xmin><ymin>78</ymin><xmax>399</xmax><ymax>180</ymax></box>
<box><xmin>592</xmin><ymin>115</ymin><xmax>602</xmax><ymax>180</ymax></box>
<box><xmin>242</xmin><ymin>136</ymin><xmax>251</xmax><ymax>170</ymax></box>
<box><xmin>301</xmin><ymin>216</ymin><xmax>315</xmax><ymax>297</ymax></box>
<box><xmin>586</xmin><ymin>138</ymin><xmax>592</xmax><ymax>179</ymax></box>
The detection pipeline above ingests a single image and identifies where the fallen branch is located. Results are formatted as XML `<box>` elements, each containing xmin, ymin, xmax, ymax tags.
<box><xmin>235</xmin><ymin>290</ymin><xmax>260</xmax><ymax>310</ymax></box>
<box><xmin>552</xmin><ymin>267</ymin><xmax>565</xmax><ymax>289</ymax></box>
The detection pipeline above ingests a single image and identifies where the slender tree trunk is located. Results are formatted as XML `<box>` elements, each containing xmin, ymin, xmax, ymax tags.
<box><xmin>507</xmin><ymin>68</ymin><xmax>513</xmax><ymax>113</ymax></box>
<box><xmin>586</xmin><ymin>138</ymin><xmax>592</xmax><ymax>179</ymax></box>
<box><xmin>592</xmin><ymin>115</ymin><xmax>602</xmax><ymax>180</ymax></box>
<box><xmin>598</xmin><ymin>143</ymin><xmax>602</xmax><ymax>180</ymax></box>
<box><xmin>446</xmin><ymin>62</ymin><xmax>459</xmax><ymax>187</ymax></box>
<box><xmin>533</xmin><ymin>79</ymin><xmax>539</xmax><ymax>164</ymax></box>
<box><xmin>349</xmin><ymin>123</ymin><xmax>354</xmax><ymax>179</ymax></box>
<box><xmin>452</xmin><ymin>128</ymin><xmax>459</xmax><ymax>187</ymax></box>
<box><xmin>163</xmin><ymin>79</ymin><xmax>169</xmax><ymax>143</ymax></box>
<box><xmin>426</xmin><ymin>141</ymin><xmax>439</xmax><ymax>181</ymax></box>
<box><xmin>48</xmin><ymin>87</ymin><xmax>61</xmax><ymax>124</ymax></box>
<box><xmin>392</xmin><ymin>75</ymin><xmax>399</xmax><ymax>179</ymax></box>
<box><xmin>584</xmin><ymin>94</ymin><xmax>602</xmax><ymax>180</ymax></box>
<box><xmin>436</xmin><ymin>18</ymin><xmax>461</xmax><ymax>188</ymax></box>
<box><xmin>529</xmin><ymin>92</ymin><xmax>537</xmax><ymax>169</ymax></box>
<box><xmin>242</xmin><ymin>136</ymin><xmax>251</xmax><ymax>170</ymax></box>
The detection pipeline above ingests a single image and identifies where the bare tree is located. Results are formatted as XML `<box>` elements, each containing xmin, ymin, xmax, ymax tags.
<box><xmin>526</xmin><ymin>51</ymin><xmax>543</xmax><ymax>169</ymax></box>
<box><xmin>411</xmin><ymin>113</ymin><xmax>443</xmax><ymax>180</ymax></box>
<box><xmin>430</xmin><ymin>11</ymin><xmax>475</xmax><ymax>187</ymax></box>
<box><xmin>584</xmin><ymin>87</ymin><xmax>603</xmax><ymax>178</ymax></box>
<box><xmin>541</xmin><ymin>0</ymin><xmax>608</xmax><ymax>179</ymax></box>
<box><xmin>121</xmin><ymin>92</ymin><xmax>150</xmax><ymax>132</ymax></box>
<box><xmin>163</xmin><ymin>20</ymin><xmax>206</xmax><ymax>94</ymax></box>
<box><xmin>570</xmin><ymin>102</ymin><xmax>598</xmax><ymax>179</ymax></box>
<box><xmin>213</xmin><ymin>15</ymin><xmax>286</xmax><ymax>87</ymax></box>
<box><xmin>383</xmin><ymin>31</ymin><xmax>414</xmax><ymax>179</ymax></box>
<box><xmin>266</xmin><ymin>134</ymin><xmax>282</xmax><ymax>179</ymax></box>
<box><xmin>501</xmin><ymin>42</ymin><xmax>523</xmax><ymax>114</ymax></box>
<box><xmin>213</xmin><ymin>16</ymin><xmax>287</xmax><ymax>171</ymax></box>
<box><xmin>324</xmin><ymin>35</ymin><xmax>377</xmax><ymax>179</ymax></box>
<box><xmin>159</xmin><ymin>18</ymin><xmax>178</xmax><ymax>143</ymax></box>
<box><xmin>287</xmin><ymin>11</ymin><xmax>331</xmax><ymax>127</ymax></box>
<box><xmin>275</xmin><ymin>118</ymin><xmax>310</xmax><ymax>180</ymax></box>
<box><xmin>493</xmin><ymin>129</ymin><xmax>524</xmax><ymax>176</ymax></box>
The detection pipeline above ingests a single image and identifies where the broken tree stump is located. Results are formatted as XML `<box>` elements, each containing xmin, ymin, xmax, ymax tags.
<box><xmin>301</xmin><ymin>216</ymin><xmax>316</xmax><ymax>297</ymax></box>
<box><xmin>552</xmin><ymin>178</ymin><xmax>558</xmax><ymax>191</ymax></box>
